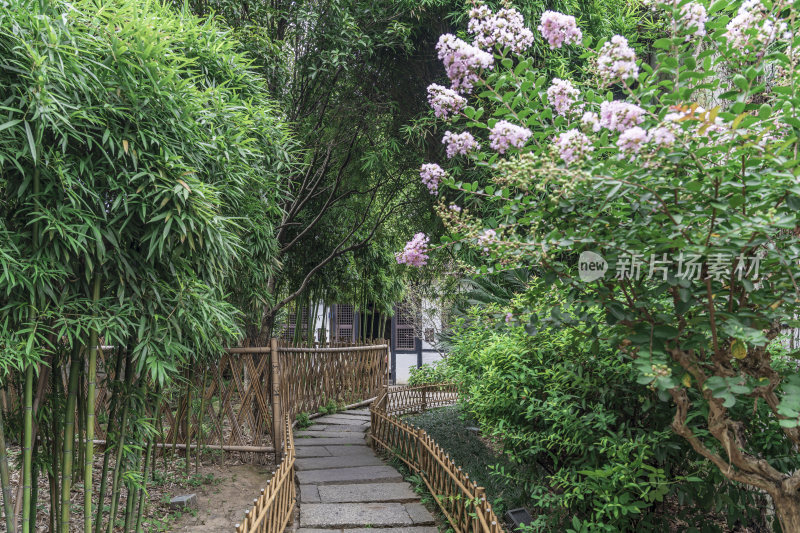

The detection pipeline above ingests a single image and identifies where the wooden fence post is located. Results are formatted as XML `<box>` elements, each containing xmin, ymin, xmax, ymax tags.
<box><xmin>271</xmin><ymin>337</ymin><xmax>283</xmax><ymax>461</ymax></box>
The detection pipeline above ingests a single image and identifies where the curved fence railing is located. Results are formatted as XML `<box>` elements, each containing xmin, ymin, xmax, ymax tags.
<box><xmin>235</xmin><ymin>414</ymin><xmax>296</xmax><ymax>533</ymax></box>
<box><xmin>370</xmin><ymin>384</ymin><xmax>505</xmax><ymax>533</ymax></box>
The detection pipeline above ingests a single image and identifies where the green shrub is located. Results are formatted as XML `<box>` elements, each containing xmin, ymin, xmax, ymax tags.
<box><xmin>408</xmin><ymin>360</ymin><xmax>453</xmax><ymax>386</ymax></box>
<box><xmin>446</xmin><ymin>305</ymin><xmax>776</xmax><ymax>532</ymax></box>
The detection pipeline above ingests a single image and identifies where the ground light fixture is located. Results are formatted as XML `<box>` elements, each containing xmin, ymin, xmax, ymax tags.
<box><xmin>505</xmin><ymin>508</ymin><xmax>534</xmax><ymax>531</ymax></box>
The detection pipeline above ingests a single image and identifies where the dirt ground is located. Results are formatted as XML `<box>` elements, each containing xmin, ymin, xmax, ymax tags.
<box><xmin>0</xmin><ymin>445</ymin><xmax>274</xmax><ymax>532</ymax></box>
<box><xmin>166</xmin><ymin>463</ymin><xmax>273</xmax><ymax>532</ymax></box>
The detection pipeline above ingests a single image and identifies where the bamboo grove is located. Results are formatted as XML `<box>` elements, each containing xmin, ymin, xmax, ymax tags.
<box><xmin>0</xmin><ymin>0</ymin><xmax>298</xmax><ymax>530</ymax></box>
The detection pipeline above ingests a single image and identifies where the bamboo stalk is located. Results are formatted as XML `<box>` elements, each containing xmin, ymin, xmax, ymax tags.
<box><xmin>0</xmin><ymin>388</ymin><xmax>16</xmax><ymax>533</ymax></box>
<box><xmin>195</xmin><ymin>367</ymin><xmax>208</xmax><ymax>475</ymax></box>
<box><xmin>95</xmin><ymin>351</ymin><xmax>124</xmax><ymax>533</ymax></box>
<box><xmin>21</xmin><ymin>364</ymin><xmax>34</xmax><ymax>533</ymax></box>
<box><xmin>60</xmin><ymin>347</ymin><xmax>81</xmax><ymax>533</ymax></box>
<box><xmin>84</xmin><ymin>274</ymin><xmax>101</xmax><ymax>533</ymax></box>
<box><xmin>106</xmin><ymin>354</ymin><xmax>133</xmax><ymax>533</ymax></box>
<box><xmin>135</xmin><ymin>392</ymin><xmax>162</xmax><ymax>533</ymax></box>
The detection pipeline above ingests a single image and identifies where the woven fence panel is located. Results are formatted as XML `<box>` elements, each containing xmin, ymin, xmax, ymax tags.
<box><xmin>370</xmin><ymin>384</ymin><xmax>505</xmax><ymax>533</ymax></box>
<box><xmin>277</xmin><ymin>342</ymin><xmax>388</xmax><ymax>421</ymax></box>
<box><xmin>235</xmin><ymin>414</ymin><xmax>296</xmax><ymax>533</ymax></box>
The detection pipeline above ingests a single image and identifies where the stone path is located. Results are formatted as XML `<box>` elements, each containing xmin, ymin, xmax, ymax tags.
<box><xmin>293</xmin><ymin>407</ymin><xmax>437</xmax><ymax>533</ymax></box>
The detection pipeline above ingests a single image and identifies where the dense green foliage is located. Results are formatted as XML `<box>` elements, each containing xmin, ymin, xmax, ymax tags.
<box><xmin>425</xmin><ymin>300</ymin><xmax>793</xmax><ymax>532</ymax></box>
<box><xmin>0</xmin><ymin>0</ymin><xmax>295</xmax><ymax>529</ymax></box>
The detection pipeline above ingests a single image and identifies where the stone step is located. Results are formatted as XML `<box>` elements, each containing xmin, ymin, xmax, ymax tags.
<box><xmin>313</xmin><ymin>418</ymin><xmax>369</xmax><ymax>426</ymax></box>
<box><xmin>306</xmin><ymin>424</ymin><xmax>367</xmax><ymax>432</ymax></box>
<box><xmin>299</xmin><ymin>502</ymin><xmax>429</xmax><ymax>528</ymax></box>
<box><xmin>296</xmin><ymin>454</ymin><xmax>384</xmax><ymax>471</ymax></box>
<box><xmin>296</xmin><ymin>430</ymin><xmax>366</xmax><ymax>439</ymax></box>
<box><xmin>297</xmin><ymin>526</ymin><xmax>439</xmax><ymax>533</ymax></box>
<box><xmin>295</xmin><ymin>446</ymin><xmax>331</xmax><ymax>458</ymax></box>
<box><xmin>315</xmin><ymin>414</ymin><xmax>371</xmax><ymax>424</ymax></box>
<box><xmin>324</xmin><ymin>445</ymin><xmax>371</xmax><ymax>456</ymax></box>
<box><xmin>293</xmin><ymin>436</ymin><xmax>366</xmax><ymax>446</ymax></box>
<box><xmin>297</xmin><ymin>465</ymin><xmax>403</xmax><ymax>485</ymax></box>
<box><xmin>316</xmin><ymin>482</ymin><xmax>418</xmax><ymax>503</ymax></box>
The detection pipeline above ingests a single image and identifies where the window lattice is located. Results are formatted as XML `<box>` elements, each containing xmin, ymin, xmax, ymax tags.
<box><xmin>334</xmin><ymin>304</ymin><xmax>354</xmax><ymax>340</ymax></box>
<box><xmin>395</xmin><ymin>303</ymin><xmax>416</xmax><ymax>350</ymax></box>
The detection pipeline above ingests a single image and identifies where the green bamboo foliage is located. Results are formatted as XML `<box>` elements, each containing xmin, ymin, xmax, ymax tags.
<box><xmin>0</xmin><ymin>0</ymin><xmax>296</xmax><ymax>529</ymax></box>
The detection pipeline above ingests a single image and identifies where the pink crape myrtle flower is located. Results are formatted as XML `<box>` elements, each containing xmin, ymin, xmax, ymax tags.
<box><xmin>680</xmin><ymin>2</ymin><xmax>708</xmax><ymax>39</ymax></box>
<box><xmin>396</xmin><ymin>233</ymin><xmax>430</xmax><ymax>267</ymax></box>
<box><xmin>726</xmin><ymin>0</ymin><xmax>787</xmax><ymax>53</ymax></box>
<box><xmin>477</xmin><ymin>228</ymin><xmax>497</xmax><ymax>252</ymax></box>
<box><xmin>538</xmin><ymin>11</ymin><xmax>583</xmax><ymax>49</ymax></box>
<box><xmin>597</xmin><ymin>35</ymin><xmax>638</xmax><ymax>86</ymax></box>
<box><xmin>651</xmin><ymin>125</ymin><xmax>676</xmax><ymax>147</ymax></box>
<box><xmin>420</xmin><ymin>163</ymin><xmax>446</xmax><ymax>194</ymax></box>
<box><xmin>616</xmin><ymin>126</ymin><xmax>650</xmax><ymax>159</ymax></box>
<box><xmin>599</xmin><ymin>101</ymin><xmax>645</xmax><ymax>132</ymax></box>
<box><xmin>554</xmin><ymin>129</ymin><xmax>594</xmax><ymax>164</ymax></box>
<box><xmin>442</xmin><ymin>131</ymin><xmax>480</xmax><ymax>158</ymax></box>
<box><xmin>581</xmin><ymin>111</ymin><xmax>601</xmax><ymax>132</ymax></box>
<box><xmin>547</xmin><ymin>78</ymin><xmax>582</xmax><ymax>117</ymax></box>
<box><xmin>449</xmin><ymin>204</ymin><xmax>462</xmax><ymax>212</ymax></box>
<box><xmin>436</xmin><ymin>34</ymin><xmax>494</xmax><ymax>93</ymax></box>
<box><xmin>489</xmin><ymin>120</ymin><xmax>532</xmax><ymax>153</ymax></box>
<box><xmin>469</xmin><ymin>4</ymin><xmax>534</xmax><ymax>53</ymax></box>
<box><xmin>427</xmin><ymin>84</ymin><xmax>467</xmax><ymax>119</ymax></box>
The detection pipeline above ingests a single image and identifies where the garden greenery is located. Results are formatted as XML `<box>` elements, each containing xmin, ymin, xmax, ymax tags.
<box><xmin>404</xmin><ymin>0</ymin><xmax>800</xmax><ymax>529</ymax></box>
<box><xmin>0</xmin><ymin>0</ymin><xmax>294</xmax><ymax>530</ymax></box>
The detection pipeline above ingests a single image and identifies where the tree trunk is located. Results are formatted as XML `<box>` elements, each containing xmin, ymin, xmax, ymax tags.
<box><xmin>774</xmin><ymin>491</ymin><xmax>800</xmax><ymax>533</ymax></box>
<box><xmin>84</xmin><ymin>275</ymin><xmax>101</xmax><ymax>533</ymax></box>
<box><xmin>60</xmin><ymin>347</ymin><xmax>81</xmax><ymax>533</ymax></box>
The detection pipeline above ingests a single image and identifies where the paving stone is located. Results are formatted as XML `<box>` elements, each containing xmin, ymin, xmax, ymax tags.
<box><xmin>168</xmin><ymin>493</ymin><xmax>197</xmax><ymax>509</ymax></box>
<box><xmin>404</xmin><ymin>502</ymin><xmax>436</xmax><ymax>525</ymax></box>
<box><xmin>324</xmin><ymin>445</ymin><xmax>370</xmax><ymax>456</ymax></box>
<box><xmin>313</xmin><ymin>418</ymin><xmax>368</xmax><ymax>426</ymax></box>
<box><xmin>292</xmin><ymin>436</ymin><xmax>366</xmax><ymax>446</ymax></box>
<box><xmin>300</xmin><ymin>503</ymin><xmax>414</xmax><ymax>528</ymax></box>
<box><xmin>297</xmin><ymin>465</ymin><xmax>403</xmax><ymax>485</ymax></box>
<box><xmin>295</xmin><ymin>446</ymin><xmax>332</xmax><ymax>458</ymax></box>
<box><xmin>346</xmin><ymin>528</ymin><xmax>438</xmax><ymax>533</ymax></box>
<box><xmin>296</xmin><ymin>430</ymin><xmax>364</xmax><ymax>438</ymax></box>
<box><xmin>317</xmin><ymin>482</ymin><xmax>417</xmax><ymax>503</ymax></box>
<box><xmin>306</xmin><ymin>424</ymin><xmax>366</xmax><ymax>432</ymax></box>
<box><xmin>346</xmin><ymin>408</ymin><xmax>371</xmax><ymax>415</ymax></box>
<box><xmin>296</xmin><ymin>529</ymin><xmax>340</xmax><ymax>533</ymax></box>
<box><xmin>300</xmin><ymin>484</ymin><xmax>320</xmax><ymax>503</ymax></box>
<box><xmin>296</xmin><ymin>454</ymin><xmax>384</xmax><ymax>471</ymax></box>
<box><xmin>316</xmin><ymin>414</ymin><xmax>371</xmax><ymax>424</ymax></box>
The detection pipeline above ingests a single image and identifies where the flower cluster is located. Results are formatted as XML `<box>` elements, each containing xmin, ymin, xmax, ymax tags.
<box><xmin>599</xmin><ymin>101</ymin><xmax>645</xmax><ymax>132</ymax></box>
<box><xmin>581</xmin><ymin>111</ymin><xmax>601</xmax><ymax>132</ymax></box>
<box><xmin>596</xmin><ymin>35</ymin><xmax>638</xmax><ymax>86</ymax></box>
<box><xmin>538</xmin><ymin>10</ymin><xmax>582</xmax><ymax>49</ymax></box>
<box><xmin>489</xmin><ymin>120</ymin><xmax>532</xmax><ymax>153</ymax></box>
<box><xmin>554</xmin><ymin>129</ymin><xmax>594</xmax><ymax>164</ymax></box>
<box><xmin>427</xmin><ymin>84</ymin><xmax>467</xmax><ymax>119</ymax></box>
<box><xmin>442</xmin><ymin>131</ymin><xmax>480</xmax><ymax>158</ymax></box>
<box><xmin>680</xmin><ymin>2</ymin><xmax>708</xmax><ymax>39</ymax></box>
<box><xmin>726</xmin><ymin>0</ymin><xmax>786</xmax><ymax>53</ymax></box>
<box><xmin>477</xmin><ymin>228</ymin><xmax>497</xmax><ymax>252</ymax></box>
<box><xmin>616</xmin><ymin>126</ymin><xmax>650</xmax><ymax>159</ymax></box>
<box><xmin>547</xmin><ymin>78</ymin><xmax>582</xmax><ymax>117</ymax></box>
<box><xmin>436</xmin><ymin>34</ymin><xmax>494</xmax><ymax>93</ymax></box>
<box><xmin>420</xmin><ymin>163</ymin><xmax>446</xmax><ymax>194</ymax></box>
<box><xmin>396</xmin><ymin>233</ymin><xmax>430</xmax><ymax>267</ymax></box>
<box><xmin>469</xmin><ymin>4</ymin><xmax>534</xmax><ymax>53</ymax></box>
<box><xmin>651</xmin><ymin>125</ymin><xmax>676</xmax><ymax>147</ymax></box>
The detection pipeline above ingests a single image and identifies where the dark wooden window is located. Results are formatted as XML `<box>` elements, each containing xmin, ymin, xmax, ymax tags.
<box><xmin>282</xmin><ymin>305</ymin><xmax>309</xmax><ymax>340</ymax></box>
<box><xmin>395</xmin><ymin>304</ymin><xmax>416</xmax><ymax>350</ymax></box>
<box><xmin>335</xmin><ymin>304</ymin><xmax>354</xmax><ymax>341</ymax></box>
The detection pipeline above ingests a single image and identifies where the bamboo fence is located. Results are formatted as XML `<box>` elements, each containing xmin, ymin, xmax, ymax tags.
<box><xmin>234</xmin><ymin>413</ymin><xmax>296</xmax><ymax>533</ymax></box>
<box><xmin>85</xmin><ymin>339</ymin><xmax>387</xmax><ymax>462</ymax></box>
<box><xmin>370</xmin><ymin>384</ymin><xmax>506</xmax><ymax>533</ymax></box>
